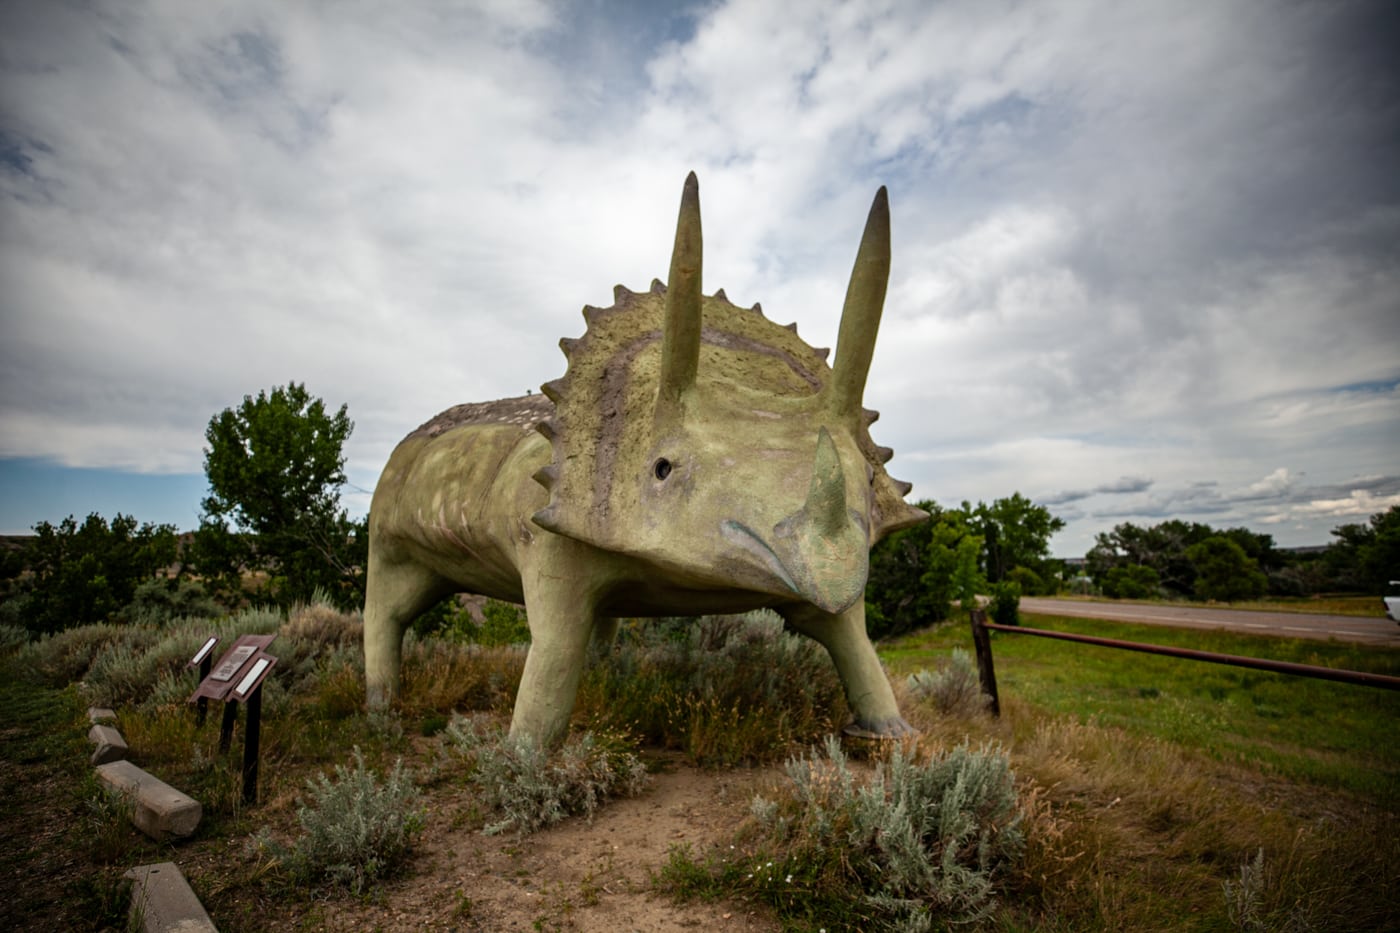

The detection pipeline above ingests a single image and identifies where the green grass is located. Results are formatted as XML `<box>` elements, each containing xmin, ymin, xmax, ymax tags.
<box><xmin>882</xmin><ymin>612</ymin><xmax>1400</xmax><ymax>803</ymax></box>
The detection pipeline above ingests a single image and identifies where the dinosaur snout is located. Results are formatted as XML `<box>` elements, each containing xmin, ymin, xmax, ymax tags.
<box><xmin>721</xmin><ymin>428</ymin><xmax>869</xmax><ymax>614</ymax></box>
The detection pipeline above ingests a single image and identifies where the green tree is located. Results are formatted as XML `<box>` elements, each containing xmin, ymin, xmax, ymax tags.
<box><xmin>1101</xmin><ymin>563</ymin><xmax>1160</xmax><ymax>599</ymax></box>
<box><xmin>1086</xmin><ymin>519</ymin><xmax>1215</xmax><ymax>597</ymax></box>
<box><xmin>1186</xmin><ymin>535</ymin><xmax>1267</xmax><ymax>602</ymax></box>
<box><xmin>14</xmin><ymin>513</ymin><xmax>177</xmax><ymax>634</ymax></box>
<box><xmin>866</xmin><ymin>500</ymin><xmax>974</xmax><ymax>639</ymax></box>
<box><xmin>195</xmin><ymin>382</ymin><xmax>367</xmax><ymax>608</ymax></box>
<box><xmin>970</xmin><ymin>493</ymin><xmax>1066</xmax><ymax>584</ymax></box>
<box><xmin>1325</xmin><ymin>506</ymin><xmax>1400</xmax><ymax>593</ymax></box>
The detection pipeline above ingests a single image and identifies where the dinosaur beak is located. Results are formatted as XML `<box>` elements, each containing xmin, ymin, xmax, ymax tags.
<box><xmin>720</xmin><ymin>429</ymin><xmax>869</xmax><ymax>614</ymax></box>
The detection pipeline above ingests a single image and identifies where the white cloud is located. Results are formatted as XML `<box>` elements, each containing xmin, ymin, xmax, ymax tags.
<box><xmin>1</xmin><ymin>0</ymin><xmax>1397</xmax><ymax>551</ymax></box>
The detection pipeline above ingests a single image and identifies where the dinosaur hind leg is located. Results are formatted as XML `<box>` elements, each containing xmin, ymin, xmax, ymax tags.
<box><xmin>364</xmin><ymin>549</ymin><xmax>454</xmax><ymax>708</ymax></box>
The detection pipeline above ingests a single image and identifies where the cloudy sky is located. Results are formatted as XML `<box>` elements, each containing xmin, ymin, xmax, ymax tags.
<box><xmin>2</xmin><ymin>0</ymin><xmax>1397</xmax><ymax>557</ymax></box>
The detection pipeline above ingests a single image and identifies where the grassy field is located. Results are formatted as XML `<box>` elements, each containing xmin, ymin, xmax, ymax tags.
<box><xmin>881</xmin><ymin>611</ymin><xmax>1400</xmax><ymax>803</ymax></box>
<box><xmin>4</xmin><ymin>604</ymin><xmax>1399</xmax><ymax>931</ymax></box>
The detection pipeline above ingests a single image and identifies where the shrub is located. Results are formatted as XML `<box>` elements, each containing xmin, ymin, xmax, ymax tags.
<box><xmin>397</xmin><ymin>635</ymin><xmax>524</xmax><ymax>715</ymax></box>
<box><xmin>905</xmin><ymin>649</ymin><xmax>991</xmax><ymax>717</ymax></box>
<box><xmin>282</xmin><ymin>598</ymin><xmax>363</xmax><ymax>651</ymax></box>
<box><xmin>0</xmin><ymin>622</ymin><xmax>28</xmax><ymax>655</ymax></box>
<box><xmin>122</xmin><ymin>578</ymin><xmax>223</xmax><ymax>625</ymax></box>
<box><xmin>576</xmin><ymin>611</ymin><xmax>846</xmax><ymax>766</ymax></box>
<box><xmin>437</xmin><ymin>598</ymin><xmax>531</xmax><ymax>646</ymax></box>
<box><xmin>1102</xmin><ymin>563</ymin><xmax>1160</xmax><ymax>599</ymax></box>
<box><xmin>663</xmin><ymin>736</ymin><xmax>1023</xmax><ymax>931</ymax></box>
<box><xmin>989</xmin><ymin>580</ymin><xmax>1021</xmax><ymax>626</ymax></box>
<box><xmin>1006</xmin><ymin>565</ymin><xmax>1046</xmax><ymax>597</ymax></box>
<box><xmin>267</xmin><ymin>747</ymin><xmax>424</xmax><ymax>894</ymax></box>
<box><xmin>442</xmin><ymin>716</ymin><xmax>646</xmax><ymax>835</ymax></box>
<box><xmin>18</xmin><ymin>606</ymin><xmax>282</xmax><ymax>700</ymax></box>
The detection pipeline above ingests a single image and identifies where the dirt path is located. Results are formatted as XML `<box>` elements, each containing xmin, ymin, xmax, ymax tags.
<box><xmin>280</xmin><ymin>760</ymin><xmax>784</xmax><ymax>932</ymax></box>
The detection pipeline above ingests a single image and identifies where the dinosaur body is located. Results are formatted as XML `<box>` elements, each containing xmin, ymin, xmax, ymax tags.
<box><xmin>364</xmin><ymin>174</ymin><xmax>928</xmax><ymax>746</ymax></box>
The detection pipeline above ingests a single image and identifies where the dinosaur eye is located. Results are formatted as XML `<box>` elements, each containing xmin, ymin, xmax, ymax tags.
<box><xmin>654</xmin><ymin>458</ymin><xmax>673</xmax><ymax>481</ymax></box>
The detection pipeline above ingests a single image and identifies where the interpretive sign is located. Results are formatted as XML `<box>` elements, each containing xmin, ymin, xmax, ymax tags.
<box><xmin>189</xmin><ymin>633</ymin><xmax>278</xmax><ymax>804</ymax></box>
<box><xmin>190</xmin><ymin>634</ymin><xmax>276</xmax><ymax>704</ymax></box>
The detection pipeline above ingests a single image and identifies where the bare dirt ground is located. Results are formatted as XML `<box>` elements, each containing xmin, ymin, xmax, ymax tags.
<box><xmin>187</xmin><ymin>754</ymin><xmax>787</xmax><ymax>933</ymax></box>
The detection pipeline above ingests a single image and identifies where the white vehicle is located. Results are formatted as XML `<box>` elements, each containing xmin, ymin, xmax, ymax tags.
<box><xmin>1386</xmin><ymin>580</ymin><xmax>1400</xmax><ymax>623</ymax></box>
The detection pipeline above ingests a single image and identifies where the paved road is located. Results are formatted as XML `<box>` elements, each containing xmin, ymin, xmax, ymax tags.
<box><xmin>1018</xmin><ymin>597</ymin><xmax>1400</xmax><ymax>648</ymax></box>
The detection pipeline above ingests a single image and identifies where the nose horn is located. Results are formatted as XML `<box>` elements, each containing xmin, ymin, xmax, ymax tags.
<box><xmin>807</xmin><ymin>428</ymin><xmax>848</xmax><ymax>536</ymax></box>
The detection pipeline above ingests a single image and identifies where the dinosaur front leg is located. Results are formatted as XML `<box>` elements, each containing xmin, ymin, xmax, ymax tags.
<box><xmin>783</xmin><ymin>598</ymin><xmax>914</xmax><ymax>737</ymax></box>
<box><xmin>508</xmin><ymin>541</ymin><xmax>606</xmax><ymax>748</ymax></box>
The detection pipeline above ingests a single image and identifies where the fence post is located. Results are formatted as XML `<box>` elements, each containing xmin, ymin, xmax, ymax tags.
<box><xmin>970</xmin><ymin>609</ymin><xmax>1001</xmax><ymax>717</ymax></box>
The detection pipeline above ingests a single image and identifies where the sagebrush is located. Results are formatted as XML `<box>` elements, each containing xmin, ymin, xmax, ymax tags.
<box><xmin>263</xmin><ymin>747</ymin><xmax>424</xmax><ymax>895</ymax></box>
<box><xmin>662</xmin><ymin>735</ymin><xmax>1023</xmax><ymax>931</ymax></box>
<box><xmin>443</xmin><ymin>715</ymin><xmax>646</xmax><ymax>835</ymax></box>
<box><xmin>577</xmin><ymin>611</ymin><xmax>846</xmax><ymax>766</ymax></box>
<box><xmin>905</xmin><ymin>648</ymin><xmax>990</xmax><ymax>716</ymax></box>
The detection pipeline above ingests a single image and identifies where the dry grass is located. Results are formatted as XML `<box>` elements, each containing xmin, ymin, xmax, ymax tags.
<box><xmin>893</xmin><ymin>678</ymin><xmax>1399</xmax><ymax>931</ymax></box>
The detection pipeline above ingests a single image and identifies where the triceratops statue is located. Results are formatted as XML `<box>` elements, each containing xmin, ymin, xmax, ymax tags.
<box><xmin>364</xmin><ymin>173</ymin><xmax>929</xmax><ymax>747</ymax></box>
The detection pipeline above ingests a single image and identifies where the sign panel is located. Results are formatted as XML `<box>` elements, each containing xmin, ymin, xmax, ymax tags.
<box><xmin>210</xmin><ymin>645</ymin><xmax>257</xmax><ymax>681</ymax></box>
<box><xmin>188</xmin><ymin>636</ymin><xmax>219</xmax><ymax>667</ymax></box>
<box><xmin>191</xmin><ymin>634</ymin><xmax>277</xmax><ymax>704</ymax></box>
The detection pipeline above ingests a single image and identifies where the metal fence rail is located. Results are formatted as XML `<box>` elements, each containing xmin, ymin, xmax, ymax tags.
<box><xmin>968</xmin><ymin>610</ymin><xmax>1400</xmax><ymax>717</ymax></box>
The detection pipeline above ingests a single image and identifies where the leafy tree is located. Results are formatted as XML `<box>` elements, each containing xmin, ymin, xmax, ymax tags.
<box><xmin>1101</xmin><ymin>563</ymin><xmax>1160</xmax><ymax>599</ymax></box>
<box><xmin>969</xmin><ymin>493</ymin><xmax>1066</xmax><ymax>583</ymax></box>
<box><xmin>920</xmin><ymin>512</ymin><xmax>985</xmax><ymax>625</ymax></box>
<box><xmin>1325</xmin><ymin>506</ymin><xmax>1400</xmax><ymax>593</ymax></box>
<box><xmin>1006</xmin><ymin>565</ymin><xmax>1048</xmax><ymax>597</ymax></box>
<box><xmin>195</xmin><ymin>382</ymin><xmax>367</xmax><ymax>608</ymax></box>
<box><xmin>866</xmin><ymin>501</ymin><xmax>975</xmax><ymax>639</ymax></box>
<box><xmin>13</xmin><ymin>513</ymin><xmax>177</xmax><ymax>634</ymax></box>
<box><xmin>1086</xmin><ymin>519</ymin><xmax>1216</xmax><ymax>597</ymax></box>
<box><xmin>1186</xmin><ymin>535</ymin><xmax>1267</xmax><ymax>602</ymax></box>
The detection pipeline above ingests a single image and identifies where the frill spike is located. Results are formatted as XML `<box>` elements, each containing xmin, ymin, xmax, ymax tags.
<box><xmin>751</xmin><ymin>301</ymin><xmax>763</xmax><ymax>316</ymax></box>
<box><xmin>814</xmin><ymin>347</ymin><xmax>830</xmax><ymax>362</ymax></box>
<box><xmin>614</xmin><ymin>284</ymin><xmax>634</xmax><ymax>303</ymax></box>
<box><xmin>892</xmin><ymin>478</ymin><xmax>913</xmax><ymax>497</ymax></box>
<box><xmin>535</xmin><ymin>420</ymin><xmax>557</xmax><ymax>441</ymax></box>
<box><xmin>559</xmin><ymin>337</ymin><xmax>579</xmax><ymax>357</ymax></box>
<box><xmin>541</xmin><ymin>379</ymin><xmax>566</xmax><ymax>403</ymax></box>
<box><xmin>783</xmin><ymin>321</ymin><xmax>798</xmax><ymax>333</ymax></box>
<box><xmin>532</xmin><ymin>506</ymin><xmax>560</xmax><ymax>533</ymax></box>
<box><xmin>713</xmin><ymin>287</ymin><xmax>727</xmax><ymax>302</ymax></box>
<box><xmin>650</xmin><ymin>278</ymin><xmax>666</xmax><ymax>294</ymax></box>
<box><xmin>532</xmin><ymin>464</ymin><xmax>558</xmax><ymax>490</ymax></box>
<box><xmin>862</xmin><ymin>408</ymin><xmax>880</xmax><ymax>426</ymax></box>
<box><xmin>875</xmin><ymin>445</ymin><xmax>894</xmax><ymax>464</ymax></box>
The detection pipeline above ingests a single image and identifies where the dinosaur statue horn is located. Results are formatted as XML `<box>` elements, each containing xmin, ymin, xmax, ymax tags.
<box><xmin>829</xmin><ymin>186</ymin><xmax>890</xmax><ymax>419</ymax></box>
<box><xmin>658</xmin><ymin>172</ymin><xmax>703</xmax><ymax>411</ymax></box>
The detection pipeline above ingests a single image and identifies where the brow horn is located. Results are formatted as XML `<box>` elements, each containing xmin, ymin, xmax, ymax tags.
<box><xmin>829</xmin><ymin>187</ymin><xmax>890</xmax><ymax>419</ymax></box>
<box><xmin>657</xmin><ymin>172</ymin><xmax>703</xmax><ymax>413</ymax></box>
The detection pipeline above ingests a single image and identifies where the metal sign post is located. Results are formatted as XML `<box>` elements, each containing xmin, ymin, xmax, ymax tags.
<box><xmin>190</xmin><ymin>634</ymin><xmax>278</xmax><ymax>803</ymax></box>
